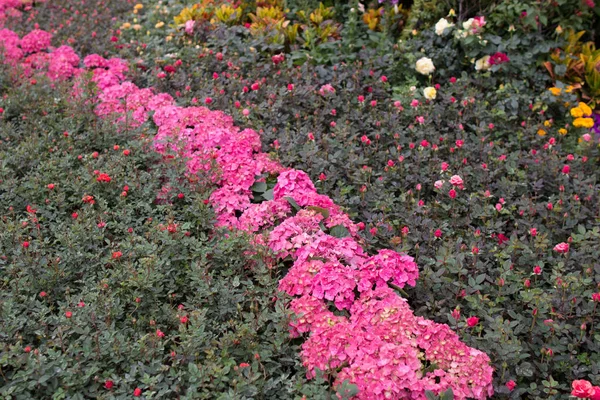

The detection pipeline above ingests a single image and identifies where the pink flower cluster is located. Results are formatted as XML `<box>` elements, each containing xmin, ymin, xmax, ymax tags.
<box><xmin>0</xmin><ymin>28</ymin><xmax>85</xmax><ymax>81</ymax></box>
<box><xmin>0</xmin><ymin>20</ymin><xmax>494</xmax><ymax>399</ymax></box>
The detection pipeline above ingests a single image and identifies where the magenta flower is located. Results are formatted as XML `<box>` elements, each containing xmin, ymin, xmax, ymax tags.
<box><xmin>553</xmin><ymin>242</ymin><xmax>570</xmax><ymax>253</ymax></box>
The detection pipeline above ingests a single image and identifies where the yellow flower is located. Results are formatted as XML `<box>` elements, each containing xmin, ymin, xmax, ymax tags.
<box><xmin>558</xmin><ymin>128</ymin><xmax>567</xmax><ymax>135</ymax></box>
<box><xmin>155</xmin><ymin>21</ymin><xmax>165</xmax><ymax>28</ymax></box>
<box><xmin>565</xmin><ymin>85</ymin><xmax>574</xmax><ymax>93</ymax></box>
<box><xmin>134</xmin><ymin>3</ymin><xmax>143</xmax><ymax>10</ymax></box>
<box><xmin>537</xmin><ymin>129</ymin><xmax>547</xmax><ymax>136</ymax></box>
<box><xmin>423</xmin><ymin>86</ymin><xmax>437</xmax><ymax>100</ymax></box>
<box><xmin>573</xmin><ymin>118</ymin><xmax>594</xmax><ymax>128</ymax></box>
<box><xmin>548</xmin><ymin>87</ymin><xmax>561</xmax><ymax>96</ymax></box>
<box><xmin>570</xmin><ymin>107</ymin><xmax>583</xmax><ymax>118</ymax></box>
<box><xmin>121</xmin><ymin>22</ymin><xmax>131</xmax><ymax>29</ymax></box>
<box><xmin>544</xmin><ymin>120</ymin><xmax>552</xmax><ymax>127</ymax></box>
<box><xmin>578</xmin><ymin>102</ymin><xmax>592</xmax><ymax>117</ymax></box>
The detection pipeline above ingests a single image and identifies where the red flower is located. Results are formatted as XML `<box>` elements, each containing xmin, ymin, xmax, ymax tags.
<box><xmin>156</xmin><ymin>329</ymin><xmax>165</xmax><ymax>338</ymax></box>
<box><xmin>96</xmin><ymin>173</ymin><xmax>111</xmax><ymax>183</ymax></box>
<box><xmin>489</xmin><ymin>52</ymin><xmax>510</xmax><ymax>65</ymax></box>
<box><xmin>239</xmin><ymin>363</ymin><xmax>250</xmax><ymax>368</ymax></box>
<box><xmin>451</xmin><ymin>308</ymin><xmax>460</xmax><ymax>320</ymax></box>
<box><xmin>123</xmin><ymin>149</ymin><xmax>130</xmax><ymax>156</ymax></box>
<box><xmin>553</xmin><ymin>242</ymin><xmax>569</xmax><ymax>253</ymax></box>
<box><xmin>448</xmin><ymin>189</ymin><xmax>457</xmax><ymax>199</ymax></box>
<box><xmin>497</xmin><ymin>233</ymin><xmax>509</xmax><ymax>245</ymax></box>
<box><xmin>180</xmin><ymin>316</ymin><xmax>189</xmax><ymax>324</ymax></box>
<box><xmin>505</xmin><ymin>380</ymin><xmax>516</xmax><ymax>391</ymax></box>
<box><xmin>466</xmin><ymin>316</ymin><xmax>479</xmax><ymax>327</ymax></box>
<box><xmin>562</xmin><ymin>164</ymin><xmax>570</xmax><ymax>175</ymax></box>
<box><xmin>39</xmin><ymin>291</ymin><xmax>47</xmax><ymax>297</ymax></box>
<box><xmin>104</xmin><ymin>380</ymin><xmax>114</xmax><ymax>390</ymax></box>
<box><xmin>533</xmin><ymin>266</ymin><xmax>542</xmax><ymax>275</ymax></box>
<box><xmin>82</xmin><ymin>195</ymin><xmax>95</xmax><ymax>204</ymax></box>
<box><xmin>22</xmin><ymin>241</ymin><xmax>30</xmax><ymax>248</ymax></box>
<box><xmin>571</xmin><ymin>380</ymin><xmax>595</xmax><ymax>398</ymax></box>
<box><xmin>72</xmin><ymin>212</ymin><xmax>78</xmax><ymax>219</ymax></box>
<box><xmin>133</xmin><ymin>388</ymin><xmax>142</xmax><ymax>397</ymax></box>
<box><xmin>271</xmin><ymin>53</ymin><xmax>285</xmax><ymax>65</ymax></box>
<box><xmin>434</xmin><ymin>229</ymin><xmax>442</xmax><ymax>238</ymax></box>
<box><xmin>357</xmin><ymin>95</ymin><xmax>365</xmax><ymax>103</ymax></box>
<box><xmin>592</xmin><ymin>293</ymin><xmax>600</xmax><ymax>302</ymax></box>
<box><xmin>112</xmin><ymin>251</ymin><xmax>122</xmax><ymax>259</ymax></box>
<box><xmin>65</xmin><ymin>311</ymin><xmax>72</xmax><ymax>318</ymax></box>
<box><xmin>24</xmin><ymin>346</ymin><xmax>31</xmax><ymax>353</ymax></box>
<box><xmin>47</xmin><ymin>183</ymin><xmax>55</xmax><ymax>190</ymax></box>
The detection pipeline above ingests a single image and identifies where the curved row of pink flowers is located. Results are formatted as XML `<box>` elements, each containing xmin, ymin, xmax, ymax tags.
<box><xmin>0</xmin><ymin>20</ymin><xmax>494</xmax><ymax>400</ymax></box>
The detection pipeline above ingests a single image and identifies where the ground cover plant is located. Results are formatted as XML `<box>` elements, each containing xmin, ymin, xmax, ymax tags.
<box><xmin>0</xmin><ymin>67</ymin><xmax>336</xmax><ymax>399</ymax></box>
<box><xmin>1</xmin><ymin>0</ymin><xmax>600</xmax><ymax>398</ymax></box>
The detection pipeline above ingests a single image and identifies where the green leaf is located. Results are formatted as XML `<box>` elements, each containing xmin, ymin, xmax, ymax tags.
<box><xmin>329</xmin><ymin>225</ymin><xmax>350</xmax><ymax>238</ymax></box>
<box><xmin>425</xmin><ymin>391</ymin><xmax>438</xmax><ymax>400</ymax></box>
<box><xmin>306</xmin><ymin>206</ymin><xmax>330</xmax><ymax>218</ymax></box>
<box><xmin>336</xmin><ymin>380</ymin><xmax>359</xmax><ymax>399</ymax></box>
<box><xmin>475</xmin><ymin>274</ymin><xmax>486</xmax><ymax>284</ymax></box>
<box><xmin>441</xmin><ymin>388</ymin><xmax>454</xmax><ymax>400</ymax></box>
<box><xmin>285</xmin><ymin>196</ymin><xmax>301</xmax><ymax>211</ymax></box>
<box><xmin>250</xmin><ymin>181</ymin><xmax>267</xmax><ymax>193</ymax></box>
<box><xmin>262</xmin><ymin>188</ymin><xmax>273</xmax><ymax>201</ymax></box>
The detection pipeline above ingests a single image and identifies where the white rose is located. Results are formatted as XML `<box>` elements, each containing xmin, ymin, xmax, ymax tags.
<box><xmin>475</xmin><ymin>55</ymin><xmax>491</xmax><ymax>71</ymax></box>
<box><xmin>462</xmin><ymin>18</ymin><xmax>474</xmax><ymax>31</ymax></box>
<box><xmin>435</xmin><ymin>18</ymin><xmax>454</xmax><ymax>36</ymax></box>
<box><xmin>415</xmin><ymin>57</ymin><xmax>435</xmax><ymax>75</ymax></box>
<box><xmin>423</xmin><ymin>86</ymin><xmax>437</xmax><ymax>100</ymax></box>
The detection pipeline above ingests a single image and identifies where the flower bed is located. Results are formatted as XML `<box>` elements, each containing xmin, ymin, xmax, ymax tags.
<box><xmin>2</xmin><ymin>0</ymin><xmax>600</xmax><ymax>398</ymax></box>
<box><xmin>0</xmin><ymin>4</ymin><xmax>499</xmax><ymax>399</ymax></box>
